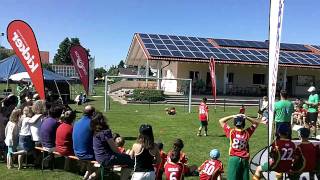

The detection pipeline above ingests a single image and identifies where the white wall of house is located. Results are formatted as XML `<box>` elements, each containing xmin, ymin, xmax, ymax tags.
<box><xmin>172</xmin><ymin>61</ymin><xmax>320</xmax><ymax>96</ymax></box>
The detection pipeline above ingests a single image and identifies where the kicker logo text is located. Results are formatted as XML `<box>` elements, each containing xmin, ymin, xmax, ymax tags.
<box><xmin>12</xmin><ymin>31</ymin><xmax>39</xmax><ymax>73</ymax></box>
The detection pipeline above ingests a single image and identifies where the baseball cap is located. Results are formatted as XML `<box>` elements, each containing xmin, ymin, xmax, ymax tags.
<box><xmin>308</xmin><ymin>86</ymin><xmax>316</xmax><ymax>92</ymax></box>
<box><xmin>209</xmin><ymin>149</ymin><xmax>220</xmax><ymax>159</ymax></box>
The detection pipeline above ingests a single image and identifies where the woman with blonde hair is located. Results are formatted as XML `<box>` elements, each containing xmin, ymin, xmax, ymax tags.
<box><xmin>5</xmin><ymin>109</ymin><xmax>22</xmax><ymax>169</ymax></box>
<box><xmin>30</xmin><ymin>100</ymin><xmax>46</xmax><ymax>146</ymax></box>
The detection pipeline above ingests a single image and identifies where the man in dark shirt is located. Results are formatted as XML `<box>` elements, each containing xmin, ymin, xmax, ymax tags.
<box><xmin>40</xmin><ymin>105</ymin><xmax>63</xmax><ymax>152</ymax></box>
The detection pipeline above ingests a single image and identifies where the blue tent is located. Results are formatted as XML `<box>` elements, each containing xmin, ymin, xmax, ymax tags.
<box><xmin>0</xmin><ymin>55</ymin><xmax>70</xmax><ymax>81</ymax></box>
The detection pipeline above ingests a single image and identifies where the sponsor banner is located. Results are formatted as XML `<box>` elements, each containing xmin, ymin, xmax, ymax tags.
<box><xmin>70</xmin><ymin>45</ymin><xmax>89</xmax><ymax>94</ymax></box>
<box><xmin>7</xmin><ymin>20</ymin><xmax>45</xmax><ymax>99</ymax></box>
<box><xmin>209</xmin><ymin>57</ymin><xmax>216</xmax><ymax>104</ymax></box>
<box><xmin>268</xmin><ymin>0</ymin><xmax>285</xmax><ymax>145</ymax></box>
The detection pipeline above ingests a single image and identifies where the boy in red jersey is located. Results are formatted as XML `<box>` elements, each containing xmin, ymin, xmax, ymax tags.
<box><xmin>253</xmin><ymin>124</ymin><xmax>296</xmax><ymax>180</ymax></box>
<box><xmin>291</xmin><ymin>128</ymin><xmax>317</xmax><ymax>178</ymax></box>
<box><xmin>154</xmin><ymin>142</ymin><xmax>167</xmax><ymax>180</ymax></box>
<box><xmin>219</xmin><ymin>114</ymin><xmax>260</xmax><ymax>180</ymax></box>
<box><xmin>164</xmin><ymin>150</ymin><xmax>184</xmax><ymax>180</ymax></box>
<box><xmin>198</xmin><ymin>97</ymin><xmax>209</xmax><ymax>136</ymax></box>
<box><xmin>198</xmin><ymin>149</ymin><xmax>224</xmax><ymax>180</ymax></box>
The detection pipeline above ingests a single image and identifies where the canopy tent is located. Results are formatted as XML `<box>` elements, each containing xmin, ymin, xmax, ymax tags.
<box><xmin>0</xmin><ymin>55</ymin><xmax>70</xmax><ymax>81</ymax></box>
<box><xmin>0</xmin><ymin>55</ymin><xmax>73</xmax><ymax>103</ymax></box>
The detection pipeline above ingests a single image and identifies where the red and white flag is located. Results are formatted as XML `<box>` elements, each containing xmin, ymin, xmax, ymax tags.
<box><xmin>70</xmin><ymin>45</ymin><xmax>89</xmax><ymax>94</ymax></box>
<box><xmin>209</xmin><ymin>57</ymin><xmax>216</xmax><ymax>105</ymax></box>
<box><xmin>7</xmin><ymin>20</ymin><xmax>45</xmax><ymax>99</ymax></box>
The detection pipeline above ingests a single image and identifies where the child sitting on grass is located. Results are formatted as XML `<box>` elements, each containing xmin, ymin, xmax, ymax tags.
<box><xmin>5</xmin><ymin>109</ymin><xmax>22</xmax><ymax>169</ymax></box>
<box><xmin>164</xmin><ymin>150</ymin><xmax>184</xmax><ymax>180</ymax></box>
<box><xmin>198</xmin><ymin>149</ymin><xmax>224</xmax><ymax>180</ymax></box>
<box><xmin>167</xmin><ymin>139</ymin><xmax>197</xmax><ymax>176</ymax></box>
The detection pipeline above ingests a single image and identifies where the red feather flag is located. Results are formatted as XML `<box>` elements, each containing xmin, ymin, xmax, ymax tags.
<box><xmin>209</xmin><ymin>57</ymin><xmax>216</xmax><ymax>105</ymax></box>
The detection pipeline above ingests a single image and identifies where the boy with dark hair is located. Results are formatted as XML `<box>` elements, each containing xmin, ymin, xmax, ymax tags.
<box><xmin>164</xmin><ymin>150</ymin><xmax>184</xmax><ymax>180</ymax></box>
<box><xmin>219</xmin><ymin>114</ymin><xmax>260</xmax><ymax>180</ymax></box>
<box><xmin>115</xmin><ymin>136</ymin><xmax>126</xmax><ymax>153</ymax></box>
<box><xmin>291</xmin><ymin>128</ymin><xmax>317</xmax><ymax>176</ymax></box>
<box><xmin>198</xmin><ymin>97</ymin><xmax>209</xmax><ymax>136</ymax></box>
<box><xmin>253</xmin><ymin>124</ymin><xmax>296</xmax><ymax>180</ymax></box>
<box><xmin>198</xmin><ymin>149</ymin><xmax>224</xmax><ymax>180</ymax></box>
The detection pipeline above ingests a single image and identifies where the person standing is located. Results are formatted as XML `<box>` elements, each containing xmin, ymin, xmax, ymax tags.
<box><xmin>197</xmin><ymin>97</ymin><xmax>209</xmax><ymax>136</ymax></box>
<box><xmin>219</xmin><ymin>114</ymin><xmax>260</xmax><ymax>180</ymax></box>
<box><xmin>305</xmin><ymin>86</ymin><xmax>319</xmax><ymax>137</ymax></box>
<box><xmin>274</xmin><ymin>90</ymin><xmax>294</xmax><ymax>139</ymax></box>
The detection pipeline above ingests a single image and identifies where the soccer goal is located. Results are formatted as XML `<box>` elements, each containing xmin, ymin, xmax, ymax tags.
<box><xmin>104</xmin><ymin>75</ymin><xmax>193</xmax><ymax>113</ymax></box>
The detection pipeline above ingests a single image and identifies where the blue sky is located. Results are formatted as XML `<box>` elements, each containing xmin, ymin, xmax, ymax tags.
<box><xmin>0</xmin><ymin>0</ymin><xmax>319</xmax><ymax>68</ymax></box>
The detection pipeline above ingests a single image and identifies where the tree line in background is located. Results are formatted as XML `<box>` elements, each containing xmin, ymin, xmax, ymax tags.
<box><xmin>94</xmin><ymin>60</ymin><xmax>125</xmax><ymax>79</ymax></box>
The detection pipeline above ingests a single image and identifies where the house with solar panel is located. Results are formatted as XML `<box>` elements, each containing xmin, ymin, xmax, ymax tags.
<box><xmin>125</xmin><ymin>33</ymin><xmax>320</xmax><ymax>97</ymax></box>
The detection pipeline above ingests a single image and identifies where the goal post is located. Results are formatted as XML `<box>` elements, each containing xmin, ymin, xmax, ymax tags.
<box><xmin>104</xmin><ymin>75</ymin><xmax>193</xmax><ymax>113</ymax></box>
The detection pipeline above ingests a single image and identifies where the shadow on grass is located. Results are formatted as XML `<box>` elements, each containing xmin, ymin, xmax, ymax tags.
<box><xmin>124</xmin><ymin>137</ymin><xmax>137</xmax><ymax>141</ymax></box>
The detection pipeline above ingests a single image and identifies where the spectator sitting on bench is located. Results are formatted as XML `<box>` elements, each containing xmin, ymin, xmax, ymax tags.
<box><xmin>115</xmin><ymin>136</ymin><xmax>126</xmax><ymax>154</ymax></box>
<box><xmin>55</xmin><ymin>110</ymin><xmax>76</xmax><ymax>156</ymax></box>
<box><xmin>72</xmin><ymin>105</ymin><xmax>96</xmax><ymax>180</ymax></box>
<box><xmin>0</xmin><ymin>106</ymin><xmax>7</xmax><ymax>161</ymax></box>
<box><xmin>40</xmin><ymin>105</ymin><xmax>63</xmax><ymax>152</ymax></box>
<box><xmin>91</xmin><ymin>112</ymin><xmax>134</xmax><ymax>169</ymax></box>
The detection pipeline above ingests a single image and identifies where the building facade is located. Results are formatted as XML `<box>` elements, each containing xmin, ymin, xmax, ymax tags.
<box><xmin>125</xmin><ymin>33</ymin><xmax>320</xmax><ymax>96</ymax></box>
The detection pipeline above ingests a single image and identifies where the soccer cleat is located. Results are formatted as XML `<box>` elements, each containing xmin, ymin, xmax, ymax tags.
<box><xmin>197</xmin><ymin>133</ymin><xmax>201</xmax><ymax>136</ymax></box>
<box><xmin>204</xmin><ymin>133</ymin><xmax>208</xmax><ymax>136</ymax></box>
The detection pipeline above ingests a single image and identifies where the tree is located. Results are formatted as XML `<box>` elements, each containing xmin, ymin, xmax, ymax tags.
<box><xmin>0</xmin><ymin>48</ymin><xmax>15</xmax><ymax>60</ymax></box>
<box><xmin>118</xmin><ymin>60</ymin><xmax>125</xmax><ymax>68</ymax></box>
<box><xmin>107</xmin><ymin>65</ymin><xmax>119</xmax><ymax>76</ymax></box>
<box><xmin>94</xmin><ymin>67</ymin><xmax>107</xmax><ymax>79</ymax></box>
<box><xmin>53</xmin><ymin>37</ymin><xmax>84</xmax><ymax>65</ymax></box>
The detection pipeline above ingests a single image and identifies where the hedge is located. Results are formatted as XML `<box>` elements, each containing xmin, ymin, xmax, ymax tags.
<box><xmin>132</xmin><ymin>89</ymin><xmax>165</xmax><ymax>102</ymax></box>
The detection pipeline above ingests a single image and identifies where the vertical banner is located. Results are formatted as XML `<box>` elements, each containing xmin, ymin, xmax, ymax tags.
<box><xmin>268</xmin><ymin>0</ymin><xmax>285</xmax><ymax>145</ymax></box>
<box><xmin>7</xmin><ymin>20</ymin><xmax>45</xmax><ymax>99</ymax></box>
<box><xmin>209</xmin><ymin>57</ymin><xmax>217</xmax><ymax>106</ymax></box>
<box><xmin>70</xmin><ymin>45</ymin><xmax>89</xmax><ymax>94</ymax></box>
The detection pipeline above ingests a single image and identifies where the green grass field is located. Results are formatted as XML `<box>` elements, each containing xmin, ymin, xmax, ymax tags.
<box><xmin>0</xmin><ymin>85</ymin><xmax>268</xmax><ymax>179</ymax></box>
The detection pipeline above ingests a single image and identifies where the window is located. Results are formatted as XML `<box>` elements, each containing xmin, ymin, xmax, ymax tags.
<box><xmin>189</xmin><ymin>71</ymin><xmax>199</xmax><ymax>81</ymax></box>
<box><xmin>253</xmin><ymin>74</ymin><xmax>265</xmax><ymax>85</ymax></box>
<box><xmin>227</xmin><ymin>73</ymin><xmax>234</xmax><ymax>83</ymax></box>
<box><xmin>297</xmin><ymin>75</ymin><xmax>314</xmax><ymax>86</ymax></box>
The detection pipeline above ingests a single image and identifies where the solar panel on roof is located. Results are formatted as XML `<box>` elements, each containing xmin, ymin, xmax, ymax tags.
<box><xmin>173</xmin><ymin>40</ymin><xmax>184</xmax><ymax>46</ymax></box>
<box><xmin>166</xmin><ymin>45</ymin><xmax>178</xmax><ymax>51</ymax></box>
<box><xmin>181</xmin><ymin>51</ymin><xmax>195</xmax><ymax>58</ymax></box>
<box><xmin>139</xmin><ymin>34</ymin><xmax>149</xmax><ymax>38</ymax></box>
<box><xmin>188</xmin><ymin>46</ymin><xmax>200</xmax><ymax>51</ymax></box>
<box><xmin>144</xmin><ymin>44</ymin><xmax>156</xmax><ymax>49</ymax></box>
<box><xmin>177</xmin><ymin>46</ymin><xmax>189</xmax><ymax>51</ymax></box>
<box><xmin>139</xmin><ymin>33</ymin><xmax>320</xmax><ymax>67</ymax></box>
<box><xmin>147</xmin><ymin>49</ymin><xmax>160</xmax><ymax>56</ymax></box>
<box><xmin>149</xmin><ymin>34</ymin><xmax>160</xmax><ymax>39</ymax></box>
<box><xmin>141</xmin><ymin>38</ymin><xmax>152</xmax><ymax>44</ymax></box>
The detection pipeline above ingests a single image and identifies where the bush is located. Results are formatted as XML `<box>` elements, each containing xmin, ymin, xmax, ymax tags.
<box><xmin>132</xmin><ymin>89</ymin><xmax>165</xmax><ymax>102</ymax></box>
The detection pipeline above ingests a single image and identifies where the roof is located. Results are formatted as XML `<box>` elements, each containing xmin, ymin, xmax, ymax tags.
<box><xmin>126</xmin><ymin>33</ymin><xmax>320</xmax><ymax>68</ymax></box>
<box><xmin>0</xmin><ymin>55</ymin><xmax>70</xmax><ymax>81</ymax></box>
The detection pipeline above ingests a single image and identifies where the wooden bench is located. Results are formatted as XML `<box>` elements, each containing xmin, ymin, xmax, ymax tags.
<box><xmin>35</xmin><ymin>147</ymin><xmax>126</xmax><ymax>180</ymax></box>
